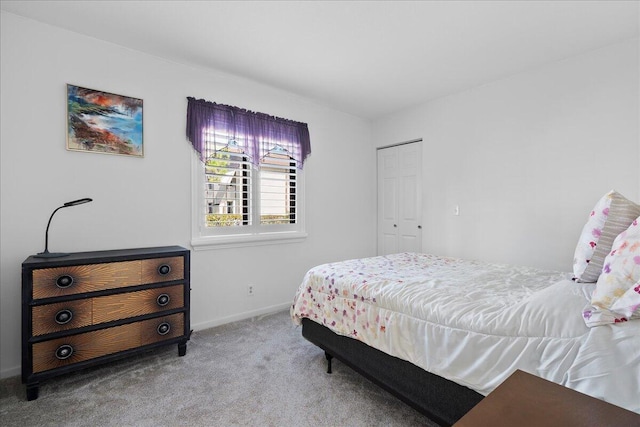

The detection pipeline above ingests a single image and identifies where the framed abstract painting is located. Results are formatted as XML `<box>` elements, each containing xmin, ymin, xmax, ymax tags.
<box><xmin>67</xmin><ymin>84</ymin><xmax>143</xmax><ymax>157</ymax></box>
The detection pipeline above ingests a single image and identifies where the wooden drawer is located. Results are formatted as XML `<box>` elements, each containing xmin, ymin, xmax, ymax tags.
<box><xmin>31</xmin><ymin>257</ymin><xmax>184</xmax><ymax>299</ymax></box>
<box><xmin>32</xmin><ymin>261</ymin><xmax>141</xmax><ymax>299</ymax></box>
<box><xmin>92</xmin><ymin>285</ymin><xmax>184</xmax><ymax>324</ymax></box>
<box><xmin>31</xmin><ymin>300</ymin><xmax>93</xmax><ymax>336</ymax></box>
<box><xmin>141</xmin><ymin>257</ymin><xmax>184</xmax><ymax>284</ymax></box>
<box><xmin>32</xmin><ymin>313</ymin><xmax>184</xmax><ymax>373</ymax></box>
<box><xmin>31</xmin><ymin>285</ymin><xmax>184</xmax><ymax>336</ymax></box>
<box><xmin>140</xmin><ymin>313</ymin><xmax>185</xmax><ymax>346</ymax></box>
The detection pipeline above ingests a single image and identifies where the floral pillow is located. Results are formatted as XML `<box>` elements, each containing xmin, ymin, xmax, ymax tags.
<box><xmin>583</xmin><ymin>216</ymin><xmax>640</xmax><ymax>327</ymax></box>
<box><xmin>573</xmin><ymin>190</ymin><xmax>640</xmax><ymax>283</ymax></box>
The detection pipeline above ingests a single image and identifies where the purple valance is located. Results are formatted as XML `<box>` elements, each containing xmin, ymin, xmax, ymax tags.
<box><xmin>186</xmin><ymin>97</ymin><xmax>311</xmax><ymax>169</ymax></box>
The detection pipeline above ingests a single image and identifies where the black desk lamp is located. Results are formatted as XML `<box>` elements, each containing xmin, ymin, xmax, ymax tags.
<box><xmin>34</xmin><ymin>198</ymin><xmax>93</xmax><ymax>258</ymax></box>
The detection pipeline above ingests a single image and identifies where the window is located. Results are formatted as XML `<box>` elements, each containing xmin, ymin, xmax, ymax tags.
<box><xmin>200</xmin><ymin>136</ymin><xmax>299</xmax><ymax>232</ymax></box>
<box><xmin>186</xmin><ymin>97</ymin><xmax>310</xmax><ymax>248</ymax></box>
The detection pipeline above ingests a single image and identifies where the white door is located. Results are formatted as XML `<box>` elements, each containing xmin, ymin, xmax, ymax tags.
<box><xmin>377</xmin><ymin>141</ymin><xmax>423</xmax><ymax>255</ymax></box>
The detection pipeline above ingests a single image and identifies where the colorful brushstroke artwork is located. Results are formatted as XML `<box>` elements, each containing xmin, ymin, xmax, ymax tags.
<box><xmin>67</xmin><ymin>84</ymin><xmax>143</xmax><ymax>157</ymax></box>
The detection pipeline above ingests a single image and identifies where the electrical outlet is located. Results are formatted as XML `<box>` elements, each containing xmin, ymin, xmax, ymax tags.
<box><xmin>247</xmin><ymin>284</ymin><xmax>255</xmax><ymax>296</ymax></box>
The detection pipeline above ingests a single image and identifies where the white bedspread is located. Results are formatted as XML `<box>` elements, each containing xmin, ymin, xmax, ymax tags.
<box><xmin>290</xmin><ymin>253</ymin><xmax>640</xmax><ymax>413</ymax></box>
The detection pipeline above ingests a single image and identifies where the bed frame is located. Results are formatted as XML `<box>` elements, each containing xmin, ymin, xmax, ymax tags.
<box><xmin>301</xmin><ymin>318</ymin><xmax>484</xmax><ymax>427</ymax></box>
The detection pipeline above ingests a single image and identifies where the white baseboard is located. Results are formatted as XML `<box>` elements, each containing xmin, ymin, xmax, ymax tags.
<box><xmin>191</xmin><ymin>301</ymin><xmax>291</xmax><ymax>332</ymax></box>
<box><xmin>1</xmin><ymin>366</ymin><xmax>20</xmax><ymax>380</ymax></box>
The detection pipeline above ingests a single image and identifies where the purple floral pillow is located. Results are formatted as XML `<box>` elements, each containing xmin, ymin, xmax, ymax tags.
<box><xmin>583</xmin><ymin>216</ymin><xmax>640</xmax><ymax>327</ymax></box>
<box><xmin>573</xmin><ymin>191</ymin><xmax>640</xmax><ymax>283</ymax></box>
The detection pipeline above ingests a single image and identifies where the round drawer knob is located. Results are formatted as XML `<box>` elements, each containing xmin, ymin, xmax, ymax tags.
<box><xmin>157</xmin><ymin>322</ymin><xmax>171</xmax><ymax>336</ymax></box>
<box><xmin>55</xmin><ymin>344</ymin><xmax>74</xmax><ymax>360</ymax></box>
<box><xmin>55</xmin><ymin>275</ymin><xmax>74</xmax><ymax>289</ymax></box>
<box><xmin>157</xmin><ymin>264</ymin><xmax>171</xmax><ymax>276</ymax></box>
<box><xmin>156</xmin><ymin>294</ymin><xmax>170</xmax><ymax>307</ymax></box>
<box><xmin>55</xmin><ymin>309</ymin><xmax>73</xmax><ymax>325</ymax></box>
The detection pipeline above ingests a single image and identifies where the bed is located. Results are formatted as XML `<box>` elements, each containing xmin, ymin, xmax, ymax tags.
<box><xmin>290</xmin><ymin>252</ymin><xmax>640</xmax><ymax>425</ymax></box>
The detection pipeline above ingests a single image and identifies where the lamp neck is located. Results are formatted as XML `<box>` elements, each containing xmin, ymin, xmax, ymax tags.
<box><xmin>43</xmin><ymin>205</ymin><xmax>67</xmax><ymax>254</ymax></box>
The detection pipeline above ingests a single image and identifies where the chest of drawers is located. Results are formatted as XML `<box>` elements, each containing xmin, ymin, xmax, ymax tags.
<box><xmin>21</xmin><ymin>246</ymin><xmax>190</xmax><ymax>400</ymax></box>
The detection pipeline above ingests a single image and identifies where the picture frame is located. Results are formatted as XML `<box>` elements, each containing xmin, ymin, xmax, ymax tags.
<box><xmin>66</xmin><ymin>84</ymin><xmax>143</xmax><ymax>157</ymax></box>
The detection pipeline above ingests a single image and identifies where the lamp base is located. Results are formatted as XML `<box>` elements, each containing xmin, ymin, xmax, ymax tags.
<box><xmin>33</xmin><ymin>252</ymin><xmax>70</xmax><ymax>258</ymax></box>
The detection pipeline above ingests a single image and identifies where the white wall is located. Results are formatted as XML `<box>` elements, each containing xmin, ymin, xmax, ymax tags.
<box><xmin>0</xmin><ymin>12</ymin><xmax>376</xmax><ymax>378</ymax></box>
<box><xmin>373</xmin><ymin>38</ymin><xmax>639</xmax><ymax>271</ymax></box>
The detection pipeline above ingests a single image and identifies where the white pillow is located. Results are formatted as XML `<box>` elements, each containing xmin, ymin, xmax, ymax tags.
<box><xmin>582</xmin><ymin>216</ymin><xmax>640</xmax><ymax>327</ymax></box>
<box><xmin>573</xmin><ymin>190</ymin><xmax>640</xmax><ymax>283</ymax></box>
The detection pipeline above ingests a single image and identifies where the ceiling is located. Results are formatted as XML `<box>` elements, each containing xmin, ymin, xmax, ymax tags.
<box><xmin>1</xmin><ymin>1</ymin><xmax>638</xmax><ymax>119</ymax></box>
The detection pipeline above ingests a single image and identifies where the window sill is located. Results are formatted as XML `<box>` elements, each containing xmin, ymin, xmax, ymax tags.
<box><xmin>191</xmin><ymin>231</ymin><xmax>307</xmax><ymax>250</ymax></box>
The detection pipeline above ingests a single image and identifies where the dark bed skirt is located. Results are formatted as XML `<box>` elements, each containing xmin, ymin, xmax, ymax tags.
<box><xmin>301</xmin><ymin>318</ymin><xmax>483</xmax><ymax>426</ymax></box>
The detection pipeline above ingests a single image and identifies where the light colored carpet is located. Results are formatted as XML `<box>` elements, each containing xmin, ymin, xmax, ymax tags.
<box><xmin>0</xmin><ymin>310</ymin><xmax>437</xmax><ymax>426</ymax></box>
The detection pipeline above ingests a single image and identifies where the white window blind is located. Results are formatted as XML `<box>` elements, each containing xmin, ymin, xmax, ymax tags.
<box><xmin>204</xmin><ymin>142</ymin><xmax>252</xmax><ymax>228</ymax></box>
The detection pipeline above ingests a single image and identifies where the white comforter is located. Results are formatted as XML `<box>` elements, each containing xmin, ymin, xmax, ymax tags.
<box><xmin>290</xmin><ymin>253</ymin><xmax>640</xmax><ymax>413</ymax></box>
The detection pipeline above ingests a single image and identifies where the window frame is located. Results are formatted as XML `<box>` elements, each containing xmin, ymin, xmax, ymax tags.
<box><xmin>190</xmin><ymin>151</ymin><xmax>307</xmax><ymax>250</ymax></box>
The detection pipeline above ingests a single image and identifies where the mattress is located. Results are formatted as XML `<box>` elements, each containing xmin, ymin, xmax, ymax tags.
<box><xmin>290</xmin><ymin>253</ymin><xmax>640</xmax><ymax>414</ymax></box>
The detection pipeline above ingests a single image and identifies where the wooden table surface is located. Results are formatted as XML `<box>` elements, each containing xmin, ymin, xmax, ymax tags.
<box><xmin>453</xmin><ymin>370</ymin><xmax>640</xmax><ymax>427</ymax></box>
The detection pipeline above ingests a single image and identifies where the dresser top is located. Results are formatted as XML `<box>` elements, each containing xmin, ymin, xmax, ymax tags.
<box><xmin>453</xmin><ymin>370</ymin><xmax>640</xmax><ymax>427</ymax></box>
<box><xmin>23</xmin><ymin>245</ymin><xmax>189</xmax><ymax>268</ymax></box>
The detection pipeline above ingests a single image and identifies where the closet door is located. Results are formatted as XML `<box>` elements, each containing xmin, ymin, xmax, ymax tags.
<box><xmin>377</xmin><ymin>141</ymin><xmax>422</xmax><ymax>255</ymax></box>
